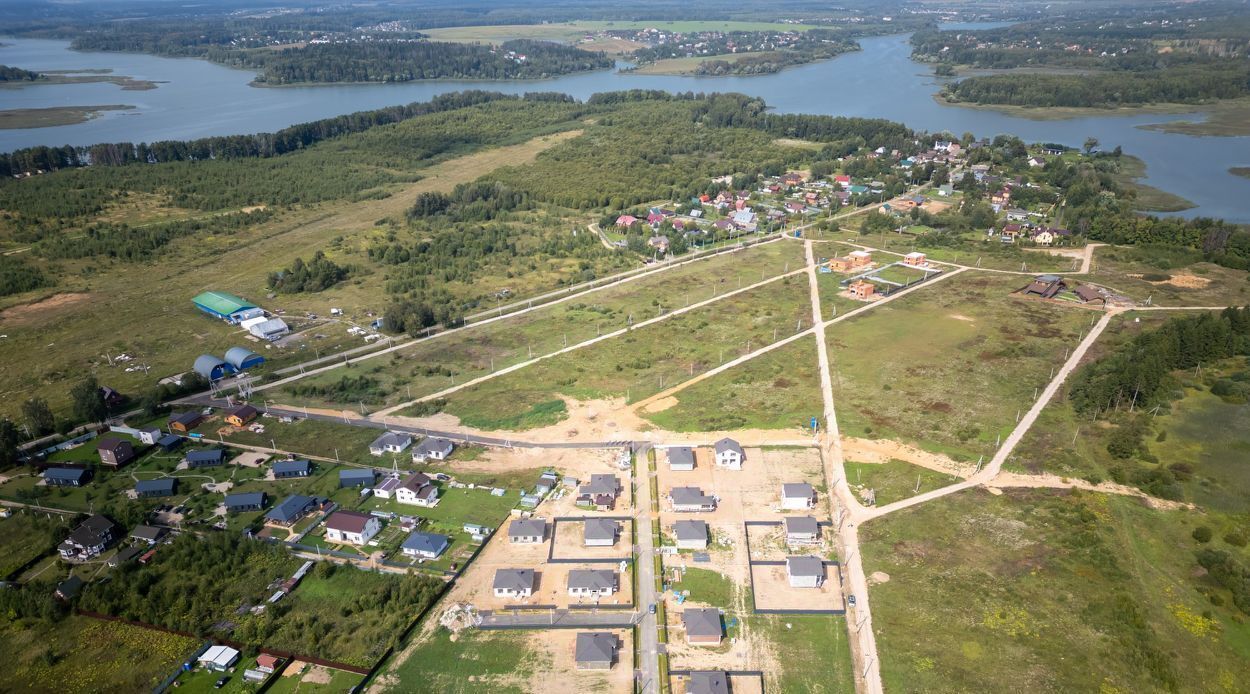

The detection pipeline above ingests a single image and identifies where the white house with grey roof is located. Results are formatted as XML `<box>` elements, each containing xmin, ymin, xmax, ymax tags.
<box><xmin>412</xmin><ymin>436</ymin><xmax>454</xmax><ymax>462</ymax></box>
<box><xmin>666</xmin><ymin>447</ymin><xmax>695</xmax><ymax>471</ymax></box>
<box><xmin>567</xmin><ymin>569</ymin><xmax>617</xmax><ymax>598</ymax></box>
<box><xmin>583</xmin><ymin>518</ymin><xmax>620</xmax><ymax>547</ymax></box>
<box><xmin>674</xmin><ymin>520</ymin><xmax>709</xmax><ymax>550</ymax></box>
<box><xmin>574</xmin><ymin>632</ymin><xmax>619</xmax><ymax>670</ymax></box>
<box><xmin>369</xmin><ymin>431</ymin><xmax>412</xmax><ymax>456</ymax></box>
<box><xmin>713</xmin><ymin>438</ymin><xmax>744</xmax><ymax>470</ymax></box>
<box><xmin>669</xmin><ymin>486</ymin><xmax>716</xmax><ymax>513</ymax></box>
<box><xmin>781</xmin><ymin>482</ymin><xmax>817</xmax><ymax>510</ymax></box>
<box><xmin>508</xmin><ymin>518</ymin><xmax>547</xmax><ymax>544</ymax></box>
<box><xmin>492</xmin><ymin>568</ymin><xmax>535</xmax><ymax>599</ymax></box>
<box><xmin>687</xmin><ymin>671</ymin><xmax>730</xmax><ymax>694</ymax></box>
<box><xmin>784</xmin><ymin>516</ymin><xmax>821</xmax><ymax>545</ymax></box>
<box><xmin>786</xmin><ymin>555</ymin><xmax>826</xmax><ymax>588</ymax></box>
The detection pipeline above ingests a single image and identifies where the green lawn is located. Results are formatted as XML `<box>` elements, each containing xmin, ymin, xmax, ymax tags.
<box><xmin>844</xmin><ymin>459</ymin><xmax>961</xmax><ymax>506</ymax></box>
<box><xmin>265</xmin><ymin>664</ymin><xmax>363</xmax><ymax>694</ymax></box>
<box><xmin>642</xmin><ymin>335</ymin><xmax>823</xmax><ymax>432</ymax></box>
<box><xmin>438</xmin><ymin>273</ymin><xmax>814</xmax><ymax>430</ymax></box>
<box><xmin>381</xmin><ymin>628</ymin><xmax>544</xmax><ymax>693</ymax></box>
<box><xmin>0</xmin><ymin>511</ymin><xmax>74</xmax><ymax>579</ymax></box>
<box><xmin>670</xmin><ymin>567</ymin><xmax>736</xmax><ymax>610</ymax></box>
<box><xmin>1</xmin><ymin>615</ymin><xmax>200</xmax><ymax>693</ymax></box>
<box><xmin>211</xmin><ymin>417</ymin><xmax>383</xmax><ymax>465</ymax></box>
<box><xmin>861</xmin><ymin>487</ymin><xmax>1250</xmax><ymax>693</ymax></box>
<box><xmin>751</xmin><ymin>614</ymin><xmax>854</xmax><ymax>693</ymax></box>
<box><xmin>169</xmin><ymin>666</ymin><xmax>264</xmax><ymax>694</ymax></box>
<box><xmin>828</xmin><ymin>273</ymin><xmax>1091</xmax><ymax>461</ymax></box>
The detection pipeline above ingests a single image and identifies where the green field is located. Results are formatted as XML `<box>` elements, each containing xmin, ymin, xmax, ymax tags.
<box><xmin>436</xmin><ymin>273</ymin><xmax>814</xmax><ymax>430</ymax></box>
<box><xmin>169</xmin><ymin>666</ymin><xmax>263</xmax><ymax>694</ymax></box>
<box><xmin>1086</xmin><ymin>245</ymin><xmax>1250</xmax><ymax>307</ymax></box>
<box><xmin>0</xmin><ymin>511</ymin><xmax>73</xmax><ymax>579</ymax></box>
<box><xmin>1</xmin><ymin>615</ymin><xmax>199</xmax><ymax>693</ymax></box>
<box><xmin>642</xmin><ymin>335</ymin><xmax>822</xmax><ymax>432</ymax></box>
<box><xmin>861</xmin><ymin>488</ymin><xmax>1250</xmax><ymax>693</ymax></box>
<box><xmin>670</xmin><ymin>566</ymin><xmax>737</xmax><ymax>610</ymax></box>
<box><xmin>844</xmin><ymin>459</ymin><xmax>961</xmax><ymax>506</ymax></box>
<box><xmin>829</xmin><ymin>273</ymin><xmax>1091</xmax><ymax>461</ymax></box>
<box><xmin>382</xmin><ymin>629</ymin><xmax>543</xmax><ymax>693</ymax></box>
<box><xmin>750</xmin><ymin>614</ymin><xmax>855</xmax><ymax>693</ymax></box>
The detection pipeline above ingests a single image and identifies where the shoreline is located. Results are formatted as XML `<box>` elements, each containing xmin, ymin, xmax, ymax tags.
<box><xmin>931</xmin><ymin>93</ymin><xmax>1208</xmax><ymax>121</ymax></box>
<box><xmin>0</xmin><ymin>104</ymin><xmax>135</xmax><ymax>130</ymax></box>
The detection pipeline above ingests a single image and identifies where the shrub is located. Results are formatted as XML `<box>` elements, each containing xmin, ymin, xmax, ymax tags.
<box><xmin>1225</xmin><ymin>531</ymin><xmax>1248</xmax><ymax>548</ymax></box>
<box><xmin>1193</xmin><ymin>526</ymin><xmax>1214</xmax><ymax>543</ymax></box>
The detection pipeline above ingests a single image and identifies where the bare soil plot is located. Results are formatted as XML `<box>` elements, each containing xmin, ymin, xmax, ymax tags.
<box><xmin>749</xmin><ymin>562</ymin><xmax>844</xmax><ymax>612</ymax></box>
<box><xmin>525</xmin><ymin>628</ymin><xmax>634</xmax><ymax>693</ymax></box>
<box><xmin>657</xmin><ymin>447</ymin><xmax>827</xmax><ymax>522</ymax></box>
<box><xmin>551</xmin><ymin>517</ymin><xmax>634</xmax><ymax>561</ymax></box>
<box><xmin>744</xmin><ymin>523</ymin><xmax>831</xmax><ymax>562</ymax></box>
<box><xmin>673</xmin><ymin>674</ymin><xmax>763</xmax><ymax>694</ymax></box>
<box><xmin>230</xmin><ymin>451</ymin><xmax>270</xmax><ymax>467</ymax></box>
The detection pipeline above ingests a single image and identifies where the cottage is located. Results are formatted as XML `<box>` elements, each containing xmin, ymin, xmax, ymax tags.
<box><xmin>1022</xmin><ymin>275</ymin><xmax>1066</xmax><ymax>299</ymax></box>
<box><xmin>255</xmin><ymin>654</ymin><xmax>282</xmax><ymax>674</ymax></box>
<box><xmin>369</xmin><ymin>431</ymin><xmax>412</xmax><ymax>456</ymax></box>
<box><xmin>265</xmin><ymin>495</ymin><xmax>317</xmax><ymax>526</ymax></box>
<box><xmin>785</xmin><ymin>516</ymin><xmax>821</xmax><ymax>545</ymax></box>
<box><xmin>666</xmin><ymin>447</ymin><xmax>695</xmax><ymax>471</ymax></box>
<box><xmin>902</xmin><ymin>252</ymin><xmax>927</xmax><ymax>267</ymax></box>
<box><xmin>577</xmin><ymin>475</ymin><xmax>621</xmax><ymax>508</ymax></box>
<box><xmin>786</xmin><ymin>555</ymin><xmax>826</xmax><ymax>588</ymax></box>
<box><xmin>1006</xmin><ymin>208</ymin><xmax>1030</xmax><ymax>222</ymax></box>
<box><xmin>186</xmin><ymin>449</ymin><xmax>225</xmax><ymax>468</ymax></box>
<box><xmin>108</xmin><ymin>546</ymin><xmax>144</xmax><ymax>567</ymax></box>
<box><xmin>395</xmin><ymin>473</ymin><xmax>439</xmax><ymax>507</ymax></box>
<box><xmin>273</xmin><ymin>459</ymin><xmax>312</xmax><ymax>478</ymax></box>
<box><xmin>508</xmin><ymin>518</ymin><xmax>547</xmax><ymax>544</ymax></box>
<box><xmin>198</xmin><ymin>645</ymin><xmax>240</xmax><ymax>672</ymax></box>
<box><xmin>402</xmin><ymin>531</ymin><xmax>449</xmax><ymax>559</ymax></box>
<box><xmin>224</xmin><ymin>404</ymin><xmax>258</xmax><ymax>427</ymax></box>
<box><xmin>58</xmin><ymin>515</ymin><xmax>117</xmax><ymax>561</ymax></box>
<box><xmin>137</xmin><ymin>427</ymin><xmax>162</xmax><ymax>445</ymax></box>
<box><xmin>156</xmin><ymin>434</ymin><xmax>183</xmax><ymax>452</ymax></box>
<box><xmin>492</xmin><ymin>568</ymin><xmax>536</xmax><ymax>599</ymax></box>
<box><xmin>713</xmin><ymin>438</ymin><xmax>743</xmax><ymax>470</ymax></box>
<box><xmin>575</xmin><ymin>632</ymin><xmax>619</xmax><ymax>670</ymax></box>
<box><xmin>647</xmin><ymin>236</ymin><xmax>671</xmax><ymax>254</ymax></box>
<box><xmin>682</xmin><ymin>608</ymin><xmax>723</xmax><ymax>645</ymax></box>
<box><xmin>687</xmin><ymin>672</ymin><xmax>731</xmax><ymax>694</ymax></box>
<box><xmin>781</xmin><ymin>482</ymin><xmax>817</xmax><ymax>510</ymax></box>
<box><xmin>324</xmin><ymin>510</ymin><xmax>381</xmax><ymax>545</ymax></box>
<box><xmin>1075</xmin><ymin>285</ymin><xmax>1105</xmax><ymax>304</ymax></box>
<box><xmin>849</xmin><ymin>279</ymin><xmax>876</xmax><ymax>300</ymax></box>
<box><xmin>568</xmin><ymin>569</ymin><xmax>617</xmax><ymax>598</ymax></box>
<box><xmin>224</xmin><ymin>491</ymin><xmax>267</xmax><ymax>512</ymax></box>
<box><xmin>412</xmin><ymin>437</ymin><xmax>454</xmax><ymax>462</ymax></box>
<box><xmin>1032</xmin><ymin>228</ymin><xmax>1055</xmax><ymax>246</ymax></box>
<box><xmin>674</xmin><ymin>520</ymin><xmax>709</xmax><ymax>550</ymax></box>
<box><xmin>96</xmin><ymin>437</ymin><xmax>135</xmax><ymax>467</ymax></box>
<box><xmin>168</xmin><ymin>411</ymin><xmax>203</xmax><ymax>433</ymax></box>
<box><xmin>339</xmin><ymin>468</ymin><xmax>377</xmax><ymax>488</ymax></box>
<box><xmin>135</xmin><ymin>478</ymin><xmax>177</xmax><ymax>498</ymax></box>
<box><xmin>55</xmin><ymin>575</ymin><xmax>84</xmax><ymax>601</ymax></box>
<box><xmin>615</xmin><ymin>214</ymin><xmax>640</xmax><ymax>228</ymax></box>
<box><xmin>584</xmin><ymin>518</ymin><xmax>620</xmax><ymax>547</ymax></box>
<box><xmin>131</xmin><ymin>525</ymin><xmax>168</xmax><ymax>544</ymax></box>
<box><xmin>43</xmin><ymin>467</ymin><xmax>91</xmax><ymax>487</ymax></box>
<box><xmin>670</xmin><ymin>487</ymin><xmax>716</xmax><ymax>513</ymax></box>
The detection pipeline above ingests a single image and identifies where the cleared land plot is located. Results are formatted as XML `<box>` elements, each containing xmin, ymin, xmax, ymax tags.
<box><xmin>833</xmin><ymin>230</ymin><xmax>1076</xmax><ymax>273</ymax></box>
<box><xmin>266</xmin><ymin>663</ymin><xmax>362</xmax><ymax>694</ymax></box>
<box><xmin>748</xmin><ymin>613</ymin><xmax>854</xmax><ymax>692</ymax></box>
<box><xmin>844</xmin><ymin>459</ymin><xmax>961</xmax><ymax>507</ymax></box>
<box><xmin>275</xmin><ymin>239</ymin><xmax>806</xmax><ymax>413</ymax></box>
<box><xmin>1087</xmin><ymin>245</ymin><xmax>1250</xmax><ymax>307</ymax></box>
<box><xmin>551</xmin><ymin>516</ymin><xmax>634</xmax><ymax>561</ymax></box>
<box><xmin>438</xmin><ymin>275</ymin><xmax>814</xmax><ymax>430</ymax></box>
<box><xmin>216</xmin><ymin>417</ymin><xmax>384</xmax><ymax>465</ymax></box>
<box><xmin>748</xmin><ymin>561</ymin><xmax>843</xmax><ymax>612</ymax></box>
<box><xmin>641</xmin><ymin>335</ymin><xmax>823</xmax><ymax>432</ymax></box>
<box><xmin>657</xmin><ymin>447</ymin><xmax>827</xmax><ymax>524</ymax></box>
<box><xmin>828</xmin><ymin>273</ymin><xmax>1091</xmax><ymax>461</ymax></box>
<box><xmin>744</xmin><ymin>522</ymin><xmax>832</xmax><ymax>562</ymax></box>
<box><xmin>1</xmin><ymin>615</ymin><xmax>199</xmax><ymax>693</ymax></box>
<box><xmin>668</xmin><ymin>566</ymin><xmax>738</xmax><ymax>611</ymax></box>
<box><xmin>861</xmin><ymin>487</ymin><xmax>1250</xmax><ymax>693</ymax></box>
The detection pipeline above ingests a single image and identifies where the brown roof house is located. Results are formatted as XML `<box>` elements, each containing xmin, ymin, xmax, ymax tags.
<box><xmin>96</xmin><ymin>437</ymin><xmax>135</xmax><ymax>467</ymax></box>
<box><xmin>225</xmin><ymin>404</ymin><xmax>259</xmax><ymax>427</ymax></box>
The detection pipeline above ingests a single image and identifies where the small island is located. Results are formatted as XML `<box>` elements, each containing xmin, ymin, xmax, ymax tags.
<box><xmin>0</xmin><ymin>105</ymin><xmax>135</xmax><ymax>130</ymax></box>
<box><xmin>0</xmin><ymin>65</ymin><xmax>161</xmax><ymax>91</ymax></box>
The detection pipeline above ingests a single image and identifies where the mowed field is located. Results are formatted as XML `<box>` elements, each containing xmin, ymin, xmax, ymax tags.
<box><xmin>827</xmin><ymin>273</ymin><xmax>1092</xmax><ymax>461</ymax></box>
<box><xmin>861</xmin><ymin>488</ymin><xmax>1250</xmax><ymax>693</ymax></box>
<box><xmin>434</xmin><ymin>272</ymin><xmax>814</xmax><ymax>430</ymax></box>
<box><xmin>0</xmin><ymin>130</ymin><xmax>585</xmax><ymax>419</ymax></box>
<box><xmin>275</xmin><ymin>239</ymin><xmax>806</xmax><ymax>412</ymax></box>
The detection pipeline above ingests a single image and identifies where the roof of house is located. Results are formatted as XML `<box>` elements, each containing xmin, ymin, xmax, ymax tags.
<box><xmin>402</xmin><ymin>531</ymin><xmax>449</xmax><ymax>555</ymax></box>
<box><xmin>65</xmin><ymin>515</ymin><xmax>115</xmax><ymax>548</ymax></box>
<box><xmin>193</xmin><ymin>291</ymin><xmax>256</xmax><ymax>316</ymax></box>
<box><xmin>508</xmin><ymin>518</ymin><xmax>546</xmax><ymax>538</ymax></box>
<box><xmin>674</xmin><ymin>520</ymin><xmax>708</xmax><ymax>542</ymax></box>
<box><xmin>228</xmin><ymin>404</ymin><xmax>258</xmax><ymax>420</ymax></box>
<box><xmin>666</xmin><ymin>447</ymin><xmax>695</xmax><ymax>466</ymax></box>
<box><xmin>413</xmin><ymin>437</ymin><xmax>453</xmax><ymax>456</ymax></box>
<box><xmin>787</xmin><ymin>555</ymin><xmax>825</xmax><ymax>578</ymax></box>
<box><xmin>225</xmin><ymin>491</ymin><xmax>266</xmax><ymax>507</ymax></box>
<box><xmin>492</xmin><ymin>568</ymin><xmax>535</xmax><ymax>593</ymax></box>
<box><xmin>782</xmin><ymin>482</ymin><xmax>815</xmax><ymax>499</ymax></box>
<box><xmin>400</xmin><ymin>472</ymin><xmax>432</xmax><ymax>492</ymax></box>
<box><xmin>157</xmin><ymin>434</ymin><xmax>182</xmax><ymax>448</ymax></box>
<box><xmin>250</xmin><ymin>318</ymin><xmax>288</xmax><ymax>335</ymax></box>
<box><xmin>131</xmin><ymin>525</ymin><xmax>166</xmax><ymax>541</ymax></box>
<box><xmin>57</xmin><ymin>575</ymin><xmax>84</xmax><ymax>599</ymax></box>
<box><xmin>324</xmin><ymin>510</ymin><xmax>374</xmax><ymax>535</ymax></box>
<box><xmin>256</xmin><ymin>654</ymin><xmax>281</xmax><ymax>670</ymax></box>
<box><xmin>370</xmin><ymin>431</ymin><xmax>412</xmax><ymax>450</ymax></box>
<box><xmin>273</xmin><ymin>459</ymin><xmax>311</xmax><ymax>475</ymax></box>
<box><xmin>714</xmin><ymin>438</ymin><xmax>743</xmax><ymax>456</ymax></box>
<box><xmin>687</xmin><ymin>671</ymin><xmax>730</xmax><ymax>694</ymax></box>
<box><xmin>682</xmin><ymin>608</ymin><xmax>723</xmax><ymax>637</ymax></box>
<box><xmin>340</xmin><ymin>468</ymin><xmax>376</xmax><ymax>481</ymax></box>
<box><xmin>187</xmin><ymin>449</ymin><xmax>224</xmax><ymax>464</ymax></box>
<box><xmin>375</xmin><ymin>476</ymin><xmax>401</xmax><ymax>493</ymax></box>
<box><xmin>43</xmin><ymin>467</ymin><xmax>88</xmax><ymax>482</ymax></box>
<box><xmin>785</xmin><ymin>516</ymin><xmax>820</xmax><ymax>536</ymax></box>
<box><xmin>575</xmin><ymin>632</ymin><xmax>618</xmax><ymax>664</ymax></box>
<box><xmin>584</xmin><ymin>518</ymin><xmax>619</xmax><ymax>542</ymax></box>
<box><xmin>168</xmin><ymin>411</ymin><xmax>202</xmax><ymax>426</ymax></box>
<box><xmin>579</xmin><ymin>474</ymin><xmax>619</xmax><ymax>496</ymax></box>
<box><xmin>1075</xmin><ymin>285</ymin><xmax>1103</xmax><ymax>302</ymax></box>
<box><xmin>265</xmin><ymin>495</ymin><xmax>314</xmax><ymax>523</ymax></box>
<box><xmin>96</xmin><ymin>437</ymin><xmax>129</xmax><ymax>453</ymax></box>
<box><xmin>135</xmin><ymin>478</ymin><xmax>176</xmax><ymax>494</ymax></box>
<box><xmin>671</xmin><ymin>486</ymin><xmax>714</xmax><ymax>506</ymax></box>
<box><xmin>568</xmin><ymin>569</ymin><xmax>616</xmax><ymax>592</ymax></box>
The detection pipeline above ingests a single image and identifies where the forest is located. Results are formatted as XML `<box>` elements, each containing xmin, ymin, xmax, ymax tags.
<box><xmin>236</xmin><ymin>40</ymin><xmax>611</xmax><ymax>84</ymax></box>
<box><xmin>0</xmin><ymin>65</ymin><xmax>39</xmax><ymax>81</ymax></box>
<box><xmin>0</xmin><ymin>255</ymin><xmax>52</xmax><ymax>297</ymax></box>
<box><xmin>267</xmin><ymin>251</ymin><xmax>352</xmax><ymax>293</ymax></box>
<box><xmin>941</xmin><ymin>62</ymin><xmax>1250</xmax><ymax>108</ymax></box>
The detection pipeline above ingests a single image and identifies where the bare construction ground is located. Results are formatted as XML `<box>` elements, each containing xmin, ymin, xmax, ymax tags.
<box><xmin>657</xmin><ymin>447</ymin><xmax>828</xmax><ymax>522</ymax></box>
<box><xmin>745</xmin><ymin>523</ymin><xmax>832</xmax><ymax>562</ymax></box>
<box><xmin>551</xmin><ymin>517</ymin><xmax>633</xmax><ymax>561</ymax></box>
<box><xmin>749</xmin><ymin>562</ymin><xmax>844</xmax><ymax>612</ymax></box>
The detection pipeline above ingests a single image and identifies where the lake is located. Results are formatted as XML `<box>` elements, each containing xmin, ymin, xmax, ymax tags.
<box><xmin>2</xmin><ymin>29</ymin><xmax>1249</xmax><ymax>221</ymax></box>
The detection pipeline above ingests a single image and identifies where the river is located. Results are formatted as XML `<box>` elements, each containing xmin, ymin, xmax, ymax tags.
<box><xmin>2</xmin><ymin>28</ymin><xmax>1249</xmax><ymax>221</ymax></box>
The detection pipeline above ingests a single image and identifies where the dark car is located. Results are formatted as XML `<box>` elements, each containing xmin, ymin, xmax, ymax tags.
<box><xmin>214</xmin><ymin>676</ymin><xmax>229</xmax><ymax>689</ymax></box>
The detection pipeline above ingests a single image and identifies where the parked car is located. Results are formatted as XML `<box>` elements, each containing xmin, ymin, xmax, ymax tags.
<box><xmin>214</xmin><ymin>676</ymin><xmax>229</xmax><ymax>689</ymax></box>
<box><xmin>848</xmin><ymin>595</ymin><xmax>857</xmax><ymax>607</ymax></box>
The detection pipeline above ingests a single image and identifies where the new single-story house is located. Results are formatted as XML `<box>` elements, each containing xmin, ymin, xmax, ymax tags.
<box><xmin>713</xmin><ymin>438</ymin><xmax>743</xmax><ymax>470</ymax></box>
<box><xmin>265</xmin><ymin>495</ymin><xmax>318</xmax><ymax>526</ymax></box>
<box><xmin>55</xmin><ymin>575</ymin><xmax>84</xmax><ymax>601</ymax></box>
<box><xmin>583</xmin><ymin>518</ymin><xmax>620</xmax><ymax>547</ymax></box>
<box><xmin>323</xmin><ymin>510</ymin><xmax>381</xmax><ymax>545</ymax></box>
<box><xmin>225</xmin><ymin>404</ymin><xmax>259</xmax><ymax>427</ymax></box>
<box><xmin>401</xmin><ymin>531</ymin><xmax>449</xmax><ymax>559</ymax></box>
<box><xmin>273</xmin><ymin>459</ymin><xmax>312</xmax><ymax>478</ymax></box>
<box><xmin>492</xmin><ymin>568</ymin><xmax>536</xmax><ymax>599</ymax></box>
<box><xmin>666</xmin><ymin>447</ymin><xmax>695</xmax><ymax>471</ymax></box>
<box><xmin>186</xmin><ymin>449</ymin><xmax>225</xmax><ymax>468</ymax></box>
<box><xmin>224</xmin><ymin>491</ymin><xmax>267</xmax><ymax>512</ymax></box>
<box><xmin>131</xmin><ymin>525</ymin><xmax>168</xmax><ymax>544</ymax></box>
<box><xmin>568</xmin><ymin>569</ymin><xmax>617</xmax><ymax>598</ymax></box>
<box><xmin>575</xmin><ymin>632</ymin><xmax>619</xmax><ymax>670</ymax></box>
<box><xmin>369</xmin><ymin>431</ymin><xmax>412</xmax><ymax>456</ymax></box>
<box><xmin>508</xmin><ymin>518</ymin><xmax>547</xmax><ymax>544</ymax></box>
<box><xmin>339</xmin><ymin>468</ymin><xmax>377</xmax><ymax>488</ymax></box>
<box><xmin>43</xmin><ymin>467</ymin><xmax>91</xmax><ymax>487</ymax></box>
<box><xmin>786</xmin><ymin>555</ymin><xmax>826</xmax><ymax>588</ymax></box>
<box><xmin>412</xmin><ymin>436</ymin><xmax>454</xmax><ymax>462</ymax></box>
<box><xmin>781</xmin><ymin>482</ymin><xmax>817</xmax><ymax>510</ymax></box>
<box><xmin>156</xmin><ymin>434</ymin><xmax>182</xmax><ymax>451</ymax></box>
<box><xmin>686</xmin><ymin>671</ymin><xmax>730</xmax><ymax>694</ymax></box>
<box><xmin>135</xmin><ymin>478</ymin><xmax>177</xmax><ymax>498</ymax></box>
<box><xmin>674</xmin><ymin>520</ymin><xmax>709</xmax><ymax>550</ymax></box>
<box><xmin>682</xmin><ymin>608</ymin><xmax>723</xmax><ymax>645</ymax></box>
<box><xmin>785</xmin><ymin>516</ymin><xmax>821</xmax><ymax>545</ymax></box>
<box><xmin>167</xmin><ymin>411</ymin><xmax>203</xmax><ymax>433</ymax></box>
<box><xmin>670</xmin><ymin>486</ymin><xmax>716</xmax><ymax>513</ymax></box>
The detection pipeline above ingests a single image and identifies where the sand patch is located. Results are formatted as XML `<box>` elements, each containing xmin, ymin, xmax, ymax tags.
<box><xmin>868</xmin><ymin>571</ymin><xmax>890</xmax><ymax>585</ymax></box>
<box><xmin>842</xmin><ymin>437</ymin><xmax>969</xmax><ymax>477</ymax></box>
<box><xmin>302</xmin><ymin>665</ymin><xmax>333</xmax><ymax>685</ymax></box>
<box><xmin>643</xmin><ymin>396</ymin><xmax>679</xmax><ymax>413</ymax></box>
<box><xmin>948</xmin><ymin>314</ymin><xmax>975</xmax><ymax>323</ymax></box>
<box><xmin>0</xmin><ymin>292</ymin><xmax>92</xmax><ymax>325</ymax></box>
<box><xmin>1130</xmin><ymin>273</ymin><xmax>1211</xmax><ymax>288</ymax></box>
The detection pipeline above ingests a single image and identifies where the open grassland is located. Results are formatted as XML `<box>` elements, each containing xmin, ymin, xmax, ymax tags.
<box><xmin>642</xmin><ymin>335</ymin><xmax>822</xmax><ymax>432</ymax></box>
<box><xmin>1</xmin><ymin>615</ymin><xmax>199</xmax><ymax>693</ymax></box>
<box><xmin>0</xmin><ymin>511</ymin><xmax>73</xmax><ymax>578</ymax></box>
<box><xmin>627</xmin><ymin>53</ymin><xmax>766</xmax><ymax>75</ymax></box>
<box><xmin>0</xmin><ymin>105</ymin><xmax>134</xmax><ymax>129</ymax></box>
<box><xmin>844</xmin><ymin>459</ymin><xmax>960</xmax><ymax>506</ymax></box>
<box><xmin>750</xmin><ymin>614</ymin><xmax>855</xmax><ymax>693</ymax></box>
<box><xmin>382</xmin><ymin>629</ymin><xmax>542</xmax><ymax>693</ymax></box>
<box><xmin>1086</xmin><ymin>245</ymin><xmax>1250</xmax><ymax>307</ymax></box>
<box><xmin>670</xmin><ymin>566</ymin><xmax>737</xmax><ymax>609</ymax></box>
<box><xmin>435</xmin><ymin>274</ymin><xmax>814</xmax><ymax>430</ymax></box>
<box><xmin>831</xmin><ymin>229</ymin><xmax>1077</xmax><ymax>274</ymax></box>
<box><xmin>828</xmin><ymin>273</ymin><xmax>1091</xmax><ymax>461</ymax></box>
<box><xmin>1138</xmin><ymin>98</ymin><xmax>1250</xmax><ymax>137</ymax></box>
<box><xmin>266</xmin><ymin>664</ymin><xmax>362</xmax><ymax>694</ymax></box>
<box><xmin>861</xmin><ymin>488</ymin><xmax>1250</xmax><ymax>693</ymax></box>
<box><xmin>278</xmin><ymin>239</ymin><xmax>804</xmax><ymax>411</ymax></box>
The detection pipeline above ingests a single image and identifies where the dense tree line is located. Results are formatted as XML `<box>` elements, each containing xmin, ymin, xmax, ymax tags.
<box><xmin>1069</xmin><ymin>308</ymin><xmax>1250</xmax><ymax>416</ymax></box>
<box><xmin>0</xmin><ymin>255</ymin><xmax>51</xmax><ymax>297</ymax></box>
<box><xmin>942</xmin><ymin>62</ymin><xmax>1250</xmax><ymax>108</ymax></box>
<box><xmin>240</xmin><ymin>40</ymin><xmax>611</xmax><ymax>84</ymax></box>
<box><xmin>1196</xmin><ymin>548</ymin><xmax>1250</xmax><ymax>615</ymax></box>
<box><xmin>267</xmin><ymin>251</ymin><xmax>351</xmax><ymax>293</ymax></box>
<box><xmin>0</xmin><ymin>64</ymin><xmax>39</xmax><ymax>81</ymax></box>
